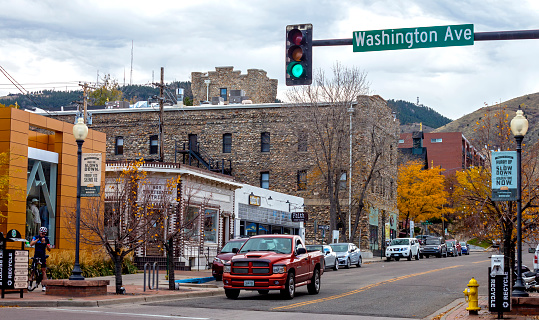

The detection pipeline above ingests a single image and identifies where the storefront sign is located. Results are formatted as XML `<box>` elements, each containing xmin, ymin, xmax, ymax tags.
<box><xmin>81</xmin><ymin>153</ymin><xmax>102</xmax><ymax>197</ymax></box>
<box><xmin>248</xmin><ymin>194</ymin><xmax>261</xmax><ymax>206</ymax></box>
<box><xmin>291</xmin><ymin>212</ymin><xmax>308</xmax><ymax>222</ymax></box>
<box><xmin>491</xmin><ymin>151</ymin><xmax>517</xmax><ymax>201</ymax></box>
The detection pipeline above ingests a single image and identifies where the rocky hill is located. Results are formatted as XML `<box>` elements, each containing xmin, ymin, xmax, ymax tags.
<box><xmin>433</xmin><ymin>92</ymin><xmax>539</xmax><ymax>146</ymax></box>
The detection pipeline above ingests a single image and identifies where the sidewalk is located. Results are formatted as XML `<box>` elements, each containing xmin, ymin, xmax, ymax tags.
<box><xmin>0</xmin><ymin>269</ymin><xmax>222</xmax><ymax>307</ymax></box>
<box><xmin>433</xmin><ymin>295</ymin><xmax>539</xmax><ymax>320</ymax></box>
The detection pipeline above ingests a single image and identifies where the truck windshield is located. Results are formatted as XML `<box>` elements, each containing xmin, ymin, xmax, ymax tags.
<box><xmin>239</xmin><ymin>238</ymin><xmax>292</xmax><ymax>254</ymax></box>
<box><xmin>425</xmin><ymin>238</ymin><xmax>441</xmax><ymax>245</ymax></box>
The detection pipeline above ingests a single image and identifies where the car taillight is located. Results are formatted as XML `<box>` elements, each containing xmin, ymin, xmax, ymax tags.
<box><xmin>534</xmin><ymin>254</ymin><xmax>537</xmax><ymax>264</ymax></box>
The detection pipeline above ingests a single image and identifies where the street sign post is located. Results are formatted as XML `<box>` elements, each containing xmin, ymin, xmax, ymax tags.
<box><xmin>353</xmin><ymin>24</ymin><xmax>474</xmax><ymax>52</ymax></box>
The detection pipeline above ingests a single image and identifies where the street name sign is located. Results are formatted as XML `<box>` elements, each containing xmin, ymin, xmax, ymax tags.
<box><xmin>353</xmin><ymin>24</ymin><xmax>474</xmax><ymax>52</ymax></box>
<box><xmin>491</xmin><ymin>151</ymin><xmax>517</xmax><ymax>201</ymax></box>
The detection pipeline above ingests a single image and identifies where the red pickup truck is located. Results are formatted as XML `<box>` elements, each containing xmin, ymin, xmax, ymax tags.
<box><xmin>222</xmin><ymin>234</ymin><xmax>324</xmax><ymax>299</ymax></box>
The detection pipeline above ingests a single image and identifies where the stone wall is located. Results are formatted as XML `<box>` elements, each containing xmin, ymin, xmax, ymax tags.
<box><xmin>191</xmin><ymin>66</ymin><xmax>278</xmax><ymax>104</ymax></box>
<box><xmin>47</xmin><ymin>95</ymin><xmax>399</xmax><ymax>247</ymax></box>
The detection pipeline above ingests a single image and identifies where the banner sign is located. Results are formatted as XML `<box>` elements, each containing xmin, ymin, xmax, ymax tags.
<box><xmin>81</xmin><ymin>153</ymin><xmax>102</xmax><ymax>197</ymax></box>
<box><xmin>491</xmin><ymin>151</ymin><xmax>517</xmax><ymax>201</ymax></box>
<box><xmin>353</xmin><ymin>24</ymin><xmax>474</xmax><ymax>52</ymax></box>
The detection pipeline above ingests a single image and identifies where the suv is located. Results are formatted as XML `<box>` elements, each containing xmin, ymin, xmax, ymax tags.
<box><xmin>385</xmin><ymin>238</ymin><xmax>420</xmax><ymax>261</ymax></box>
<box><xmin>422</xmin><ymin>237</ymin><xmax>447</xmax><ymax>258</ymax></box>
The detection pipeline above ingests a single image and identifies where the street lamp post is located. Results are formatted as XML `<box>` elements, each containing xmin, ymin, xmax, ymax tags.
<box><xmin>510</xmin><ymin>107</ymin><xmax>529</xmax><ymax>297</ymax></box>
<box><xmin>69</xmin><ymin>117</ymin><xmax>88</xmax><ymax>281</ymax></box>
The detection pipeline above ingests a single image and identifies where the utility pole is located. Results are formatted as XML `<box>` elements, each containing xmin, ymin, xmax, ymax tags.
<box><xmin>78</xmin><ymin>83</ymin><xmax>95</xmax><ymax>123</ymax></box>
<box><xmin>153</xmin><ymin>67</ymin><xmax>165</xmax><ymax>162</ymax></box>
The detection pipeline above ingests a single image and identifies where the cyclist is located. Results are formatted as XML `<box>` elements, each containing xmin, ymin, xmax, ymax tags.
<box><xmin>30</xmin><ymin>226</ymin><xmax>51</xmax><ymax>291</ymax></box>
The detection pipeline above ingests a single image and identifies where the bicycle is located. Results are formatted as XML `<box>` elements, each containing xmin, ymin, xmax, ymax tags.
<box><xmin>27</xmin><ymin>255</ymin><xmax>48</xmax><ymax>291</ymax></box>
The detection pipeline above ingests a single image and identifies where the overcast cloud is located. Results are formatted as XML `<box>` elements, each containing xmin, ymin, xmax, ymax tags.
<box><xmin>1</xmin><ymin>0</ymin><xmax>539</xmax><ymax>119</ymax></box>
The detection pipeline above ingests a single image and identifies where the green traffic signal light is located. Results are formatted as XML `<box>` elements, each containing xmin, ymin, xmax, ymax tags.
<box><xmin>286</xmin><ymin>24</ymin><xmax>312</xmax><ymax>86</ymax></box>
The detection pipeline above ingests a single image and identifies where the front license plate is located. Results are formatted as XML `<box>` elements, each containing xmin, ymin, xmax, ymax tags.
<box><xmin>244</xmin><ymin>280</ymin><xmax>254</xmax><ymax>286</ymax></box>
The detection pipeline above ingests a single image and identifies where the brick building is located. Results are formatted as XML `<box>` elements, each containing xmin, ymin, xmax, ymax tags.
<box><xmin>398</xmin><ymin>131</ymin><xmax>485</xmax><ymax>175</ymax></box>
<box><xmin>191</xmin><ymin>66</ymin><xmax>278</xmax><ymax>104</ymax></box>
<box><xmin>40</xmin><ymin>94</ymin><xmax>399</xmax><ymax>255</ymax></box>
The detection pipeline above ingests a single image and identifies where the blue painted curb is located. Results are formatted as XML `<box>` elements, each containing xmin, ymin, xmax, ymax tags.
<box><xmin>175</xmin><ymin>276</ymin><xmax>216</xmax><ymax>284</ymax></box>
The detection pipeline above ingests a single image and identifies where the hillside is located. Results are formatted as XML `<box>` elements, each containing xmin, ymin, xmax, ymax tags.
<box><xmin>434</xmin><ymin>92</ymin><xmax>539</xmax><ymax>146</ymax></box>
<box><xmin>387</xmin><ymin>99</ymin><xmax>452</xmax><ymax>130</ymax></box>
<box><xmin>0</xmin><ymin>82</ymin><xmax>193</xmax><ymax>110</ymax></box>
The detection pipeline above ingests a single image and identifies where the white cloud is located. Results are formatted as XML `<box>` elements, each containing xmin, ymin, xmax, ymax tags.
<box><xmin>0</xmin><ymin>0</ymin><xmax>538</xmax><ymax>119</ymax></box>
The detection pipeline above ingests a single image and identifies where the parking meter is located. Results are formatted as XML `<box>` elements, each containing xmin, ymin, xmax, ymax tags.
<box><xmin>490</xmin><ymin>255</ymin><xmax>504</xmax><ymax>277</ymax></box>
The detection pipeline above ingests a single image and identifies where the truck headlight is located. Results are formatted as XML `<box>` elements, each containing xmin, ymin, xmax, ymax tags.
<box><xmin>273</xmin><ymin>265</ymin><xmax>286</xmax><ymax>274</ymax></box>
<box><xmin>224</xmin><ymin>264</ymin><xmax>231</xmax><ymax>273</ymax></box>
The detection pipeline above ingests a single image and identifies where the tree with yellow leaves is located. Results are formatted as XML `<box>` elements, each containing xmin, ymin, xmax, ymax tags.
<box><xmin>398</xmin><ymin>160</ymin><xmax>449</xmax><ymax>234</ymax></box>
<box><xmin>67</xmin><ymin>159</ymin><xmax>163</xmax><ymax>294</ymax></box>
<box><xmin>452</xmin><ymin>104</ymin><xmax>539</xmax><ymax>271</ymax></box>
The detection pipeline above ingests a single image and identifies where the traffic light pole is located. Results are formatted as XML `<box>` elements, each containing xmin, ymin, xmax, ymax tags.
<box><xmin>311</xmin><ymin>30</ymin><xmax>539</xmax><ymax>47</ymax></box>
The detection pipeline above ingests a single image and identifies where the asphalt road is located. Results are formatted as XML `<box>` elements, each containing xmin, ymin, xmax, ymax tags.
<box><xmin>2</xmin><ymin>249</ymin><xmax>534</xmax><ymax>320</ymax></box>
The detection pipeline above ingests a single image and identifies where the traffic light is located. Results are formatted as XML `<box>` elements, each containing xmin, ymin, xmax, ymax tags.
<box><xmin>286</xmin><ymin>24</ymin><xmax>312</xmax><ymax>86</ymax></box>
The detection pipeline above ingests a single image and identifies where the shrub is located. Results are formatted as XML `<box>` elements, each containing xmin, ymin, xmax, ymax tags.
<box><xmin>28</xmin><ymin>248</ymin><xmax>137</xmax><ymax>279</ymax></box>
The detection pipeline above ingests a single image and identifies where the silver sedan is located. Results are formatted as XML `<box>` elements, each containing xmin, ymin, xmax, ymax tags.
<box><xmin>306</xmin><ymin>244</ymin><xmax>339</xmax><ymax>270</ymax></box>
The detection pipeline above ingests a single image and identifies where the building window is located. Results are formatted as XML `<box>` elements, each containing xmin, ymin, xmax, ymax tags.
<box><xmin>431</xmin><ymin>138</ymin><xmax>442</xmax><ymax>143</ymax></box>
<box><xmin>223</xmin><ymin>133</ymin><xmax>232</xmax><ymax>153</ymax></box>
<box><xmin>220</xmin><ymin>88</ymin><xmax>227</xmax><ymax>101</ymax></box>
<box><xmin>339</xmin><ymin>171</ymin><xmax>347</xmax><ymax>190</ymax></box>
<box><xmin>260</xmin><ymin>171</ymin><xmax>269</xmax><ymax>189</ymax></box>
<box><xmin>150</xmin><ymin>135</ymin><xmax>158</xmax><ymax>154</ymax></box>
<box><xmin>298</xmin><ymin>130</ymin><xmax>308</xmax><ymax>152</ymax></box>
<box><xmin>184</xmin><ymin>206</ymin><xmax>200</xmax><ymax>240</ymax></box>
<box><xmin>261</xmin><ymin>132</ymin><xmax>270</xmax><ymax>152</ymax></box>
<box><xmin>297</xmin><ymin>170</ymin><xmax>307</xmax><ymax>190</ymax></box>
<box><xmin>398</xmin><ymin>139</ymin><xmax>404</xmax><ymax>144</ymax></box>
<box><xmin>204</xmin><ymin>209</ymin><xmax>217</xmax><ymax>243</ymax></box>
<box><xmin>115</xmin><ymin>136</ymin><xmax>124</xmax><ymax>155</ymax></box>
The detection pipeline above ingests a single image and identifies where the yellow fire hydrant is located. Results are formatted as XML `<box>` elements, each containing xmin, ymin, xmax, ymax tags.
<box><xmin>463</xmin><ymin>277</ymin><xmax>481</xmax><ymax>315</ymax></box>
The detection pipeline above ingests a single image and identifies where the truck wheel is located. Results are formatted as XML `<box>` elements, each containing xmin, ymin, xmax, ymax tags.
<box><xmin>225</xmin><ymin>289</ymin><xmax>240</xmax><ymax>299</ymax></box>
<box><xmin>415</xmin><ymin>252</ymin><xmax>420</xmax><ymax>260</ymax></box>
<box><xmin>307</xmin><ymin>268</ymin><xmax>320</xmax><ymax>294</ymax></box>
<box><xmin>280</xmin><ymin>271</ymin><xmax>295</xmax><ymax>299</ymax></box>
<box><xmin>395</xmin><ymin>257</ymin><xmax>400</xmax><ymax>261</ymax></box>
<box><xmin>386</xmin><ymin>257</ymin><xmax>391</xmax><ymax>261</ymax></box>
<box><xmin>425</xmin><ymin>255</ymin><xmax>429</xmax><ymax>258</ymax></box>
<box><xmin>407</xmin><ymin>253</ymin><xmax>412</xmax><ymax>261</ymax></box>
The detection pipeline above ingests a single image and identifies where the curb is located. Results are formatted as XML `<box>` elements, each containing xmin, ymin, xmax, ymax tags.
<box><xmin>0</xmin><ymin>289</ymin><xmax>223</xmax><ymax>308</ymax></box>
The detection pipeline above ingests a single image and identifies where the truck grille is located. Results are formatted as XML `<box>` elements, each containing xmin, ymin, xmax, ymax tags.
<box><xmin>231</xmin><ymin>260</ymin><xmax>270</xmax><ymax>275</ymax></box>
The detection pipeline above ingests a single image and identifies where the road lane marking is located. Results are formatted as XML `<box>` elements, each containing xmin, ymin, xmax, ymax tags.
<box><xmin>473</xmin><ymin>259</ymin><xmax>490</xmax><ymax>264</ymax></box>
<box><xmin>51</xmin><ymin>308</ymin><xmax>209</xmax><ymax>319</ymax></box>
<box><xmin>272</xmin><ymin>265</ymin><xmax>462</xmax><ymax>310</ymax></box>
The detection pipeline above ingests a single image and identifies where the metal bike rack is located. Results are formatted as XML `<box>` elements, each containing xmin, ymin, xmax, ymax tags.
<box><xmin>143</xmin><ymin>262</ymin><xmax>159</xmax><ymax>292</ymax></box>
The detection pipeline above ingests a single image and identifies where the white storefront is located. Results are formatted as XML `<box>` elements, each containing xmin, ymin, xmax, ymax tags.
<box><xmin>234</xmin><ymin>184</ymin><xmax>305</xmax><ymax>241</ymax></box>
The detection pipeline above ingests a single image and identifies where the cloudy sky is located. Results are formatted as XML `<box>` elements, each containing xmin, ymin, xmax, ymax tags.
<box><xmin>1</xmin><ymin>0</ymin><xmax>539</xmax><ymax>119</ymax></box>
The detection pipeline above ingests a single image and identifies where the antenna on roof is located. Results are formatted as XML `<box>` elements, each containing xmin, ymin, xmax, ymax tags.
<box><xmin>417</xmin><ymin>97</ymin><xmax>419</xmax><ymax>106</ymax></box>
<box><xmin>130</xmin><ymin>40</ymin><xmax>133</xmax><ymax>85</ymax></box>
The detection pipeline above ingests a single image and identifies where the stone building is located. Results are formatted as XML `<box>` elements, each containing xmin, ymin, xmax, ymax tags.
<box><xmin>40</xmin><ymin>95</ymin><xmax>398</xmax><ymax>255</ymax></box>
<box><xmin>191</xmin><ymin>66</ymin><xmax>278</xmax><ymax>104</ymax></box>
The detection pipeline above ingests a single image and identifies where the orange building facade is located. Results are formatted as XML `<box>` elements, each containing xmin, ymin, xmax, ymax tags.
<box><xmin>0</xmin><ymin>108</ymin><xmax>105</xmax><ymax>250</ymax></box>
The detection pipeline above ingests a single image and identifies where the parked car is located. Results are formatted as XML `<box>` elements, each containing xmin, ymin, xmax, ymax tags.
<box><xmin>223</xmin><ymin>235</ymin><xmax>325</xmax><ymax>299</ymax></box>
<box><xmin>460</xmin><ymin>241</ymin><xmax>470</xmax><ymax>255</ymax></box>
<box><xmin>330</xmin><ymin>243</ymin><xmax>362</xmax><ymax>268</ymax></box>
<box><xmin>385</xmin><ymin>238</ymin><xmax>420</xmax><ymax>261</ymax></box>
<box><xmin>446</xmin><ymin>239</ymin><xmax>461</xmax><ymax>256</ymax></box>
<box><xmin>212</xmin><ymin>238</ymin><xmax>248</xmax><ymax>281</ymax></box>
<box><xmin>422</xmin><ymin>237</ymin><xmax>447</xmax><ymax>258</ymax></box>
<box><xmin>533</xmin><ymin>244</ymin><xmax>539</xmax><ymax>272</ymax></box>
<box><xmin>306</xmin><ymin>244</ymin><xmax>339</xmax><ymax>271</ymax></box>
